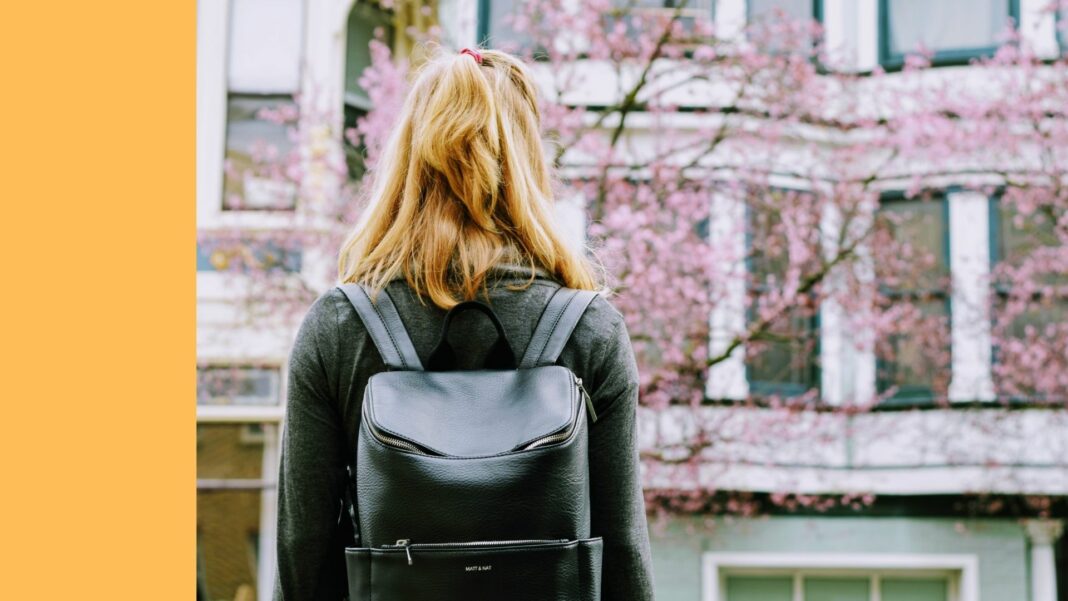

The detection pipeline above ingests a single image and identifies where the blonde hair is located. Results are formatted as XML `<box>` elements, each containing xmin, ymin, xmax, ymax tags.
<box><xmin>338</xmin><ymin>46</ymin><xmax>602</xmax><ymax>309</ymax></box>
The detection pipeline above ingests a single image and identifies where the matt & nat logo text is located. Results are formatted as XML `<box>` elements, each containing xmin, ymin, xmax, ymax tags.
<box><xmin>465</xmin><ymin>565</ymin><xmax>492</xmax><ymax>572</ymax></box>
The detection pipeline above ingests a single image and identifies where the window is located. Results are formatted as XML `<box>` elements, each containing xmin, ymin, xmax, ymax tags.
<box><xmin>745</xmin><ymin>190</ymin><xmax>821</xmax><ymax>397</ymax></box>
<box><xmin>222</xmin><ymin>95</ymin><xmax>299</xmax><ymax>210</ymax></box>
<box><xmin>878</xmin><ymin>0</ymin><xmax>1019</xmax><ymax>68</ymax></box>
<box><xmin>988</xmin><ymin>200</ymin><xmax>1067</xmax><ymax>401</ymax></box>
<box><xmin>222</xmin><ymin>0</ymin><xmax>304</xmax><ymax>210</ymax></box>
<box><xmin>603</xmin><ymin>0</ymin><xmax>716</xmax><ymax>43</ymax></box>
<box><xmin>724</xmin><ymin>574</ymin><xmax>948</xmax><ymax>601</ymax></box>
<box><xmin>197</xmin><ymin>366</ymin><xmax>281</xmax><ymax>407</ymax></box>
<box><xmin>196</xmin><ymin>365</ymin><xmax>283</xmax><ymax>599</ymax></box>
<box><xmin>873</xmin><ymin>194</ymin><xmax>951</xmax><ymax>402</ymax></box>
<box><xmin>479</xmin><ymin>1</ymin><xmax>715</xmax><ymax>55</ymax></box>
<box><xmin>704</xmin><ymin>553</ymin><xmax>974</xmax><ymax>601</ymax></box>
<box><xmin>747</xmin><ymin>0</ymin><xmax>823</xmax><ymax>53</ymax></box>
<box><xmin>748</xmin><ymin>0</ymin><xmax>822</xmax><ymax>23</ymax></box>
<box><xmin>343</xmin><ymin>2</ymin><xmax>395</xmax><ymax>181</ymax></box>
<box><xmin>477</xmin><ymin>0</ymin><xmax>537</xmax><ymax>54</ymax></box>
<box><xmin>197</xmin><ymin>423</ymin><xmax>278</xmax><ymax>601</ymax></box>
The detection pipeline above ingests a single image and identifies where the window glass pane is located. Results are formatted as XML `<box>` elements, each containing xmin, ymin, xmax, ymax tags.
<box><xmin>749</xmin><ymin>0</ymin><xmax>815</xmax><ymax>21</ymax></box>
<box><xmin>994</xmin><ymin>203</ymin><xmax>1064</xmax><ymax>285</ymax></box>
<box><xmin>725</xmin><ymin>575</ymin><xmax>793</xmax><ymax>601</ymax></box>
<box><xmin>609</xmin><ymin>0</ymin><xmax>716</xmax><ymax>40</ymax></box>
<box><xmin>344</xmin><ymin>3</ymin><xmax>395</xmax><ymax>111</ymax></box>
<box><xmin>197</xmin><ymin>424</ymin><xmax>271</xmax><ymax>601</ymax></box>
<box><xmin>1061</xmin><ymin>6</ymin><xmax>1068</xmax><ymax>50</ymax></box>
<box><xmin>482</xmin><ymin>0</ymin><xmax>535</xmax><ymax>53</ymax></box>
<box><xmin>886</xmin><ymin>0</ymin><xmax>1008</xmax><ymax>57</ymax></box>
<box><xmin>747</xmin><ymin>307</ymin><xmax>819</xmax><ymax>393</ymax></box>
<box><xmin>991</xmin><ymin>200</ymin><xmax>1067</xmax><ymax>400</ymax></box>
<box><xmin>877</xmin><ymin>295</ymin><xmax>950</xmax><ymax>396</ymax></box>
<box><xmin>343</xmin><ymin>3</ymin><xmax>395</xmax><ymax>180</ymax></box>
<box><xmin>228</xmin><ymin>0</ymin><xmax>304</xmax><ymax>93</ymax></box>
<box><xmin>748</xmin><ymin>0</ymin><xmax>817</xmax><ymax>53</ymax></box>
<box><xmin>198</xmin><ymin>366</ymin><xmax>281</xmax><ymax>407</ymax></box>
<box><xmin>223</xmin><ymin>95</ymin><xmax>299</xmax><ymax>210</ymax></box>
<box><xmin>877</xmin><ymin>199</ymin><xmax>948</xmax><ymax>288</ymax></box>
<box><xmin>746</xmin><ymin>191</ymin><xmax>821</xmax><ymax>396</ymax></box>
<box><xmin>1005</xmin><ymin>301</ymin><xmax>1068</xmax><ymax>338</ymax></box>
<box><xmin>875</xmin><ymin>197</ymin><xmax>950</xmax><ymax>399</ymax></box>
<box><xmin>882</xmin><ymin>577</ymin><xmax>948</xmax><ymax>601</ymax></box>
<box><xmin>804</xmin><ymin>576</ymin><xmax>870</xmax><ymax>601</ymax></box>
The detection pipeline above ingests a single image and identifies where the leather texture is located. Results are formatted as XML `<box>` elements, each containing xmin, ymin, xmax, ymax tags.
<box><xmin>519</xmin><ymin>288</ymin><xmax>599</xmax><ymax>368</ymax></box>
<box><xmin>365</xmin><ymin>366</ymin><xmax>577</xmax><ymax>456</ymax></box>
<box><xmin>357</xmin><ymin>402</ymin><xmax>591</xmax><ymax>545</ymax></box>
<box><xmin>338</xmin><ymin>283</ymin><xmax>603</xmax><ymax>600</ymax></box>
<box><xmin>338</xmin><ymin>284</ymin><xmax>424</xmax><ymax>370</ymax></box>
<box><xmin>345</xmin><ymin>538</ymin><xmax>603</xmax><ymax>601</ymax></box>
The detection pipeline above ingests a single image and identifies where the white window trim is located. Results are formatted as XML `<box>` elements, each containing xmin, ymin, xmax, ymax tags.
<box><xmin>946</xmin><ymin>190</ymin><xmax>995</xmax><ymax>402</ymax></box>
<box><xmin>706</xmin><ymin>190</ymin><xmax>749</xmax><ymax>401</ymax></box>
<box><xmin>715</xmin><ymin>0</ymin><xmax>748</xmax><ymax>41</ymax></box>
<box><xmin>703</xmin><ymin>552</ymin><xmax>979</xmax><ymax>601</ymax></box>
<box><xmin>196</xmin><ymin>405</ymin><xmax>285</xmax><ymax>422</ymax></box>
<box><xmin>197</xmin><ymin>0</ymin><xmax>230</xmax><ymax>227</ymax></box>
<box><xmin>257</xmin><ymin>423</ymin><xmax>280</xmax><ymax>599</ymax></box>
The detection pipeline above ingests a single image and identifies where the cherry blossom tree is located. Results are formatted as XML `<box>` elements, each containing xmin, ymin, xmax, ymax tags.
<box><xmin>202</xmin><ymin>0</ymin><xmax>1068</xmax><ymax>517</ymax></box>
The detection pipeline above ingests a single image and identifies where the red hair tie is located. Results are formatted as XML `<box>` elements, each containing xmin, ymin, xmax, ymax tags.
<box><xmin>459</xmin><ymin>47</ymin><xmax>483</xmax><ymax>65</ymax></box>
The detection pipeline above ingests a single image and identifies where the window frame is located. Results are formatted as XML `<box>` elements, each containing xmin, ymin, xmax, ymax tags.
<box><xmin>702</xmin><ymin>552</ymin><xmax>978</xmax><ymax>601</ymax></box>
<box><xmin>742</xmin><ymin>192</ymin><xmax>822</xmax><ymax>399</ymax></box>
<box><xmin>873</xmin><ymin>191</ymin><xmax>952</xmax><ymax>405</ymax></box>
<box><xmin>877</xmin><ymin>0</ymin><xmax>1021</xmax><ymax>70</ymax></box>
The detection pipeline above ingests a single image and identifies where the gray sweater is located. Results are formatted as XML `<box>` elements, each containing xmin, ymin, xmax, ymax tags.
<box><xmin>273</xmin><ymin>263</ymin><xmax>655</xmax><ymax>600</ymax></box>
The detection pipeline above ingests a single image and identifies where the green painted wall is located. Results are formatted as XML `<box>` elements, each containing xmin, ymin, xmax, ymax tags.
<box><xmin>648</xmin><ymin>516</ymin><xmax>1030</xmax><ymax>601</ymax></box>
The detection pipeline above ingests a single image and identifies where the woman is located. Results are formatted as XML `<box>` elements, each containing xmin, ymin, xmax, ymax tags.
<box><xmin>273</xmin><ymin>46</ymin><xmax>655</xmax><ymax>600</ymax></box>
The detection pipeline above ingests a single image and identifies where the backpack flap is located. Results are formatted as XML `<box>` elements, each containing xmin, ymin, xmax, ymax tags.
<box><xmin>364</xmin><ymin>365</ymin><xmax>579</xmax><ymax>457</ymax></box>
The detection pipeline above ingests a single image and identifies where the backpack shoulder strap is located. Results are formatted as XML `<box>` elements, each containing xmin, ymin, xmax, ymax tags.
<box><xmin>519</xmin><ymin>287</ymin><xmax>600</xmax><ymax>369</ymax></box>
<box><xmin>337</xmin><ymin>283</ymin><xmax>424</xmax><ymax>371</ymax></box>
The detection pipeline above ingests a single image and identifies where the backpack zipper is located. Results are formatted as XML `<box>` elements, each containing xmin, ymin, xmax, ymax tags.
<box><xmin>368</xmin><ymin>425</ymin><xmax>426</xmax><ymax>454</ymax></box>
<box><xmin>364</xmin><ymin>404</ymin><xmax>436</xmax><ymax>455</ymax></box>
<box><xmin>576</xmin><ymin>376</ymin><xmax>597</xmax><ymax>423</ymax></box>
<box><xmin>382</xmin><ymin>538</ymin><xmax>570</xmax><ymax>565</ymax></box>
<box><xmin>521</xmin><ymin>374</ymin><xmax>587</xmax><ymax>450</ymax></box>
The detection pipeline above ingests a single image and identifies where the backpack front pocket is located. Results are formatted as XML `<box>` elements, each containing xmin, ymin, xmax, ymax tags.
<box><xmin>345</xmin><ymin>536</ymin><xmax>603</xmax><ymax>601</ymax></box>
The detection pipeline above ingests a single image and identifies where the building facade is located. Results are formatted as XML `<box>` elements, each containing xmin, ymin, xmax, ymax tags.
<box><xmin>197</xmin><ymin>1</ymin><xmax>1067</xmax><ymax>600</ymax></box>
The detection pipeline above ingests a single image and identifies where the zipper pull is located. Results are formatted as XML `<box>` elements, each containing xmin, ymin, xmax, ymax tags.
<box><xmin>397</xmin><ymin>539</ymin><xmax>413</xmax><ymax>565</ymax></box>
<box><xmin>576</xmin><ymin>377</ymin><xmax>597</xmax><ymax>423</ymax></box>
<box><xmin>385</xmin><ymin>539</ymin><xmax>413</xmax><ymax>565</ymax></box>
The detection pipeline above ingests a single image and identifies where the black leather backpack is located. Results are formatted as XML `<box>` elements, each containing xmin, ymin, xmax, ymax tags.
<box><xmin>337</xmin><ymin>283</ymin><xmax>604</xmax><ymax>601</ymax></box>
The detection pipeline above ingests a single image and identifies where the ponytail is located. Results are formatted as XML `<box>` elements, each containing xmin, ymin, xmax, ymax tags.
<box><xmin>412</xmin><ymin>52</ymin><xmax>501</xmax><ymax>232</ymax></box>
<box><xmin>339</xmin><ymin>46</ymin><xmax>602</xmax><ymax>308</ymax></box>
